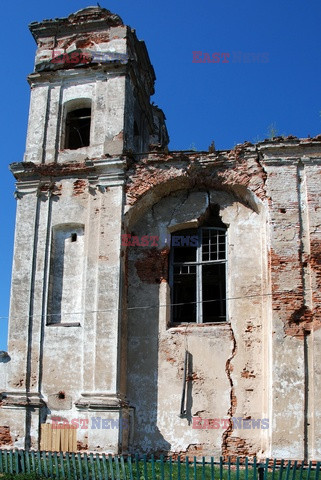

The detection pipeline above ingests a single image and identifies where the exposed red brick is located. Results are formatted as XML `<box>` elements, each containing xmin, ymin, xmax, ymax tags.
<box><xmin>135</xmin><ymin>247</ymin><xmax>169</xmax><ymax>284</ymax></box>
<box><xmin>245</xmin><ymin>323</ymin><xmax>253</xmax><ymax>333</ymax></box>
<box><xmin>222</xmin><ymin>436</ymin><xmax>256</xmax><ymax>461</ymax></box>
<box><xmin>241</xmin><ymin>369</ymin><xmax>255</xmax><ymax>378</ymax></box>
<box><xmin>270</xmin><ymin>251</ymin><xmax>298</xmax><ymax>269</ymax></box>
<box><xmin>73</xmin><ymin>33</ymin><xmax>111</xmax><ymax>49</ymax></box>
<box><xmin>308</xmin><ymin>240</ymin><xmax>321</xmax><ymax>331</ymax></box>
<box><xmin>159</xmin><ymin>342</ymin><xmax>178</xmax><ymax>364</ymax></box>
<box><xmin>11</xmin><ymin>162</ymin><xmax>94</xmax><ymax>181</ymax></box>
<box><xmin>270</xmin><ymin>247</ymin><xmax>321</xmax><ymax>338</ymax></box>
<box><xmin>166</xmin><ymin>356</ymin><xmax>176</xmax><ymax>363</ymax></box>
<box><xmin>185</xmin><ymin>444</ymin><xmax>205</xmax><ymax>455</ymax></box>
<box><xmin>73</xmin><ymin>179</ymin><xmax>87</xmax><ymax>195</ymax></box>
<box><xmin>77</xmin><ymin>440</ymin><xmax>88</xmax><ymax>451</ymax></box>
<box><xmin>188</xmin><ymin>372</ymin><xmax>202</xmax><ymax>381</ymax></box>
<box><xmin>126</xmin><ymin>147</ymin><xmax>267</xmax><ymax>207</ymax></box>
<box><xmin>0</xmin><ymin>426</ymin><xmax>13</xmax><ymax>446</ymax></box>
<box><xmin>310</xmin><ymin>239</ymin><xmax>321</xmax><ymax>276</ymax></box>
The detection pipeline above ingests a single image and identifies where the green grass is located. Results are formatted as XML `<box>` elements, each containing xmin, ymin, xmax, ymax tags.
<box><xmin>0</xmin><ymin>474</ymin><xmax>47</xmax><ymax>480</ymax></box>
<box><xmin>0</xmin><ymin>451</ymin><xmax>319</xmax><ymax>480</ymax></box>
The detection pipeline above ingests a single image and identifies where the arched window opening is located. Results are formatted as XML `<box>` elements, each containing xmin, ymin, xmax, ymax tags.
<box><xmin>170</xmin><ymin>219</ymin><xmax>227</xmax><ymax>324</ymax></box>
<box><xmin>64</xmin><ymin>107</ymin><xmax>91</xmax><ymax>150</ymax></box>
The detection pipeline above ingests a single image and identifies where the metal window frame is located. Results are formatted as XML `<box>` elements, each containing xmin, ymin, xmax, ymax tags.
<box><xmin>169</xmin><ymin>226</ymin><xmax>227</xmax><ymax>325</ymax></box>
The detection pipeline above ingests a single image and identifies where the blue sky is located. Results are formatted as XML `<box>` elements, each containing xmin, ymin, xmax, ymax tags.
<box><xmin>1</xmin><ymin>0</ymin><xmax>321</xmax><ymax>350</ymax></box>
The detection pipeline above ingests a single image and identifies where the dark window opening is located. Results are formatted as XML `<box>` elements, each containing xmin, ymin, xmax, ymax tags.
<box><xmin>202</xmin><ymin>263</ymin><xmax>226</xmax><ymax>322</ymax></box>
<box><xmin>71</xmin><ymin>233</ymin><xmax>77</xmax><ymax>242</ymax></box>
<box><xmin>170</xmin><ymin>223</ymin><xmax>227</xmax><ymax>324</ymax></box>
<box><xmin>173</xmin><ymin>264</ymin><xmax>197</xmax><ymax>323</ymax></box>
<box><xmin>65</xmin><ymin>108</ymin><xmax>91</xmax><ymax>150</ymax></box>
<box><xmin>134</xmin><ymin>121</ymin><xmax>139</xmax><ymax>136</ymax></box>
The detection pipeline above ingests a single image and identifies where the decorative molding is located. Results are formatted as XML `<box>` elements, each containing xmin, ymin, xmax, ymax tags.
<box><xmin>75</xmin><ymin>392</ymin><xmax>128</xmax><ymax>411</ymax></box>
<box><xmin>2</xmin><ymin>392</ymin><xmax>46</xmax><ymax>409</ymax></box>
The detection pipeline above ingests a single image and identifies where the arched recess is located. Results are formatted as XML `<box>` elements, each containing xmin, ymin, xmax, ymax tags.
<box><xmin>124</xmin><ymin>186</ymin><xmax>271</xmax><ymax>455</ymax></box>
<box><xmin>47</xmin><ymin>223</ymin><xmax>85</xmax><ymax>325</ymax></box>
<box><xmin>124</xmin><ymin>178</ymin><xmax>264</xmax><ymax>233</ymax></box>
<box><xmin>124</xmin><ymin>187</ymin><xmax>267</xmax><ymax>324</ymax></box>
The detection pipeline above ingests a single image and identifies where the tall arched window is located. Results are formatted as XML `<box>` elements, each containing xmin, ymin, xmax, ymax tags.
<box><xmin>170</xmin><ymin>221</ymin><xmax>227</xmax><ymax>324</ymax></box>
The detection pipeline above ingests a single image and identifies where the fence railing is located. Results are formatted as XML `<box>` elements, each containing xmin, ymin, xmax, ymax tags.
<box><xmin>0</xmin><ymin>450</ymin><xmax>320</xmax><ymax>480</ymax></box>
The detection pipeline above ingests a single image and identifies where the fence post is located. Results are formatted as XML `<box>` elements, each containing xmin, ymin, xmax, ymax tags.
<box><xmin>258</xmin><ymin>463</ymin><xmax>265</xmax><ymax>480</ymax></box>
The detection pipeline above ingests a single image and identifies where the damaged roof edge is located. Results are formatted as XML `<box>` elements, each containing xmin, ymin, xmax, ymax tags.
<box><xmin>28</xmin><ymin>6</ymin><xmax>124</xmax><ymax>42</ymax></box>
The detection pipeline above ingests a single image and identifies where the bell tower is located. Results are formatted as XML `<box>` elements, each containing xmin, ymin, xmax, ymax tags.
<box><xmin>2</xmin><ymin>6</ymin><xmax>168</xmax><ymax>452</ymax></box>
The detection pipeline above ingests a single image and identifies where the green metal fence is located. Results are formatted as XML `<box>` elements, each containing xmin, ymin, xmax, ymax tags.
<box><xmin>0</xmin><ymin>450</ymin><xmax>320</xmax><ymax>480</ymax></box>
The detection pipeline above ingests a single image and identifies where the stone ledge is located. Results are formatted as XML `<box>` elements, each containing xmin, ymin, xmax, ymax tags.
<box><xmin>2</xmin><ymin>392</ymin><xmax>46</xmax><ymax>409</ymax></box>
<box><xmin>75</xmin><ymin>393</ymin><xmax>128</xmax><ymax>411</ymax></box>
<box><xmin>46</xmin><ymin>322</ymin><xmax>81</xmax><ymax>327</ymax></box>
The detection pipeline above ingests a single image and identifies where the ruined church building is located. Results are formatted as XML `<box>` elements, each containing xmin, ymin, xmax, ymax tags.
<box><xmin>1</xmin><ymin>6</ymin><xmax>321</xmax><ymax>460</ymax></box>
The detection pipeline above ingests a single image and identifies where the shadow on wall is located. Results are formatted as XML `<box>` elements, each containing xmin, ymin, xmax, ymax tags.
<box><xmin>180</xmin><ymin>351</ymin><xmax>193</xmax><ymax>425</ymax></box>
<box><xmin>126</xmin><ymin>283</ymin><xmax>171</xmax><ymax>454</ymax></box>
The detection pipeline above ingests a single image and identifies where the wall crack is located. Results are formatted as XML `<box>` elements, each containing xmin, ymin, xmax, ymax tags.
<box><xmin>222</xmin><ymin>324</ymin><xmax>237</xmax><ymax>459</ymax></box>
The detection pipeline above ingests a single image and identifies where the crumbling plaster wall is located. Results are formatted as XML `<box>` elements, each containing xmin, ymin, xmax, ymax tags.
<box><xmin>24</xmin><ymin>71</ymin><xmax>127</xmax><ymax>164</ymax></box>
<box><xmin>33</xmin><ymin>24</ymin><xmax>127</xmax><ymax>68</ymax></box>
<box><xmin>0</xmin><ymin>410</ymin><xmax>26</xmax><ymax>449</ymax></box>
<box><xmin>123</xmin><ymin>76</ymin><xmax>150</xmax><ymax>154</ymax></box>
<box><xmin>125</xmin><ymin>185</ymin><xmax>269</xmax><ymax>457</ymax></box>
<box><xmin>1</xmin><ymin>6</ymin><xmax>162</xmax><ymax>450</ymax></box>
<box><xmin>3</xmin><ymin>172</ymin><xmax>125</xmax><ymax>451</ymax></box>
<box><xmin>262</xmin><ymin>150</ymin><xmax>321</xmax><ymax>460</ymax></box>
<box><xmin>4</xmin><ymin>133</ymin><xmax>321</xmax><ymax>456</ymax></box>
<box><xmin>123</xmin><ymin>142</ymin><xmax>321</xmax><ymax>458</ymax></box>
